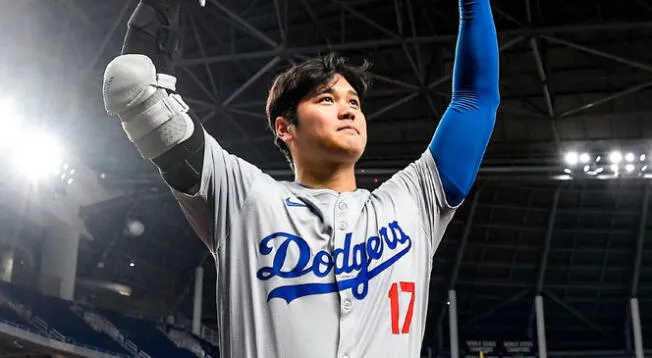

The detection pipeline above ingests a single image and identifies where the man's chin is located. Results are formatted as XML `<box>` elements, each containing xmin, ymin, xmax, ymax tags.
<box><xmin>319</xmin><ymin>138</ymin><xmax>366</xmax><ymax>161</ymax></box>
<box><xmin>332</xmin><ymin>145</ymin><xmax>365</xmax><ymax>163</ymax></box>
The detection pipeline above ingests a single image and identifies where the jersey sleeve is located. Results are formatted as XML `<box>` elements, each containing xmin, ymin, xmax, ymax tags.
<box><xmin>374</xmin><ymin>150</ymin><xmax>459</xmax><ymax>255</ymax></box>
<box><xmin>168</xmin><ymin>130</ymin><xmax>264</xmax><ymax>253</ymax></box>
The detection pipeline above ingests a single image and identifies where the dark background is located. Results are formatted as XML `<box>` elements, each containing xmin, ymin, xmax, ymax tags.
<box><xmin>1</xmin><ymin>0</ymin><xmax>652</xmax><ymax>355</ymax></box>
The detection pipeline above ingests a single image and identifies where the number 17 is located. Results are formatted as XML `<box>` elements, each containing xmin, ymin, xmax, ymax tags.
<box><xmin>388</xmin><ymin>281</ymin><xmax>415</xmax><ymax>334</ymax></box>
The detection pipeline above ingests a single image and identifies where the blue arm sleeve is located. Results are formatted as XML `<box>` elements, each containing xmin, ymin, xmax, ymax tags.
<box><xmin>428</xmin><ymin>0</ymin><xmax>500</xmax><ymax>206</ymax></box>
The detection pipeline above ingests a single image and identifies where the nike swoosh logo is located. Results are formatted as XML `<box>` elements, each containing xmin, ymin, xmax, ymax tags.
<box><xmin>285</xmin><ymin>197</ymin><xmax>308</xmax><ymax>207</ymax></box>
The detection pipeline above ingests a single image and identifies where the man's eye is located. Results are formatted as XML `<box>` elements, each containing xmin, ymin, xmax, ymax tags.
<box><xmin>320</xmin><ymin>97</ymin><xmax>334</xmax><ymax>103</ymax></box>
<box><xmin>350</xmin><ymin>99</ymin><xmax>360</xmax><ymax>106</ymax></box>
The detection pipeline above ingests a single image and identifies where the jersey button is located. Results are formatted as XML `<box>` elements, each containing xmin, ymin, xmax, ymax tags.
<box><xmin>343</xmin><ymin>299</ymin><xmax>352</xmax><ymax>312</ymax></box>
<box><xmin>338</xmin><ymin>221</ymin><xmax>348</xmax><ymax>231</ymax></box>
<box><xmin>338</xmin><ymin>201</ymin><xmax>348</xmax><ymax>210</ymax></box>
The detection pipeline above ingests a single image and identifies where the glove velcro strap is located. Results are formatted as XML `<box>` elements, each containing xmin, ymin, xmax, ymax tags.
<box><xmin>121</xmin><ymin>90</ymin><xmax>189</xmax><ymax>142</ymax></box>
<box><xmin>156</xmin><ymin>73</ymin><xmax>177</xmax><ymax>91</ymax></box>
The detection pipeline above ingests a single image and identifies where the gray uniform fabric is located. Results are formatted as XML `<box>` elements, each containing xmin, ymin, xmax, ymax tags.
<box><xmin>170</xmin><ymin>131</ymin><xmax>459</xmax><ymax>358</ymax></box>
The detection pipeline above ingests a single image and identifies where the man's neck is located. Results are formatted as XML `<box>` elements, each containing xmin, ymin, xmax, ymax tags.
<box><xmin>294</xmin><ymin>162</ymin><xmax>357</xmax><ymax>192</ymax></box>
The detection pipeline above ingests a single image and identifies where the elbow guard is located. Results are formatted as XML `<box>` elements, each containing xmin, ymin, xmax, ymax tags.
<box><xmin>103</xmin><ymin>54</ymin><xmax>193</xmax><ymax>160</ymax></box>
<box><xmin>103</xmin><ymin>54</ymin><xmax>204</xmax><ymax>191</ymax></box>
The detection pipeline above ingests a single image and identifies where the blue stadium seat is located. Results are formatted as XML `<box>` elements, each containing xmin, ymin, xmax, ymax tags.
<box><xmin>0</xmin><ymin>304</ymin><xmax>38</xmax><ymax>331</ymax></box>
<box><xmin>0</xmin><ymin>282</ymin><xmax>217</xmax><ymax>357</ymax></box>
<box><xmin>101</xmin><ymin>309</ymin><xmax>196</xmax><ymax>358</ymax></box>
<box><xmin>0</xmin><ymin>283</ymin><xmax>129</xmax><ymax>355</ymax></box>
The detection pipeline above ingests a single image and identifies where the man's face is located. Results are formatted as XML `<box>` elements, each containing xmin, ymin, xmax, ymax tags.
<box><xmin>278</xmin><ymin>73</ymin><xmax>367</xmax><ymax>167</ymax></box>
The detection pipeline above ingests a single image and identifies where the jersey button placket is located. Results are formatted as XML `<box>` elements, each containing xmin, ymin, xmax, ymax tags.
<box><xmin>333</xmin><ymin>197</ymin><xmax>353</xmax><ymax>358</ymax></box>
<box><xmin>337</xmin><ymin>199</ymin><xmax>349</xmax><ymax>231</ymax></box>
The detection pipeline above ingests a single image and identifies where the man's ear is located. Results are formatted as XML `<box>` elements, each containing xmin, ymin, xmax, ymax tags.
<box><xmin>275</xmin><ymin>116</ymin><xmax>295</xmax><ymax>145</ymax></box>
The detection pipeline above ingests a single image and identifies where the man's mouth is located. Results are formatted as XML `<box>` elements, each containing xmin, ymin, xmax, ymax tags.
<box><xmin>338</xmin><ymin>126</ymin><xmax>359</xmax><ymax>134</ymax></box>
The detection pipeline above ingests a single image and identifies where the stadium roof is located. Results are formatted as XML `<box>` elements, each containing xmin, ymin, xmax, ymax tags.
<box><xmin>2</xmin><ymin>0</ymin><xmax>652</xmax><ymax>354</ymax></box>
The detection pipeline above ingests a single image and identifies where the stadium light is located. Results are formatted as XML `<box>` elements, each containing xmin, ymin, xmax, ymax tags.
<box><xmin>0</xmin><ymin>100</ymin><xmax>22</xmax><ymax>148</ymax></box>
<box><xmin>641</xmin><ymin>154</ymin><xmax>647</xmax><ymax>162</ymax></box>
<box><xmin>626</xmin><ymin>152</ymin><xmax>635</xmax><ymax>162</ymax></box>
<box><xmin>0</xmin><ymin>100</ymin><xmax>68</xmax><ymax>181</ymax></box>
<box><xmin>13</xmin><ymin>130</ymin><xmax>64</xmax><ymax>180</ymax></box>
<box><xmin>564</xmin><ymin>151</ymin><xmax>579</xmax><ymax>166</ymax></box>
<box><xmin>626</xmin><ymin>164</ymin><xmax>635</xmax><ymax>172</ymax></box>
<box><xmin>609</xmin><ymin>151</ymin><xmax>622</xmax><ymax>163</ymax></box>
<box><xmin>579</xmin><ymin>153</ymin><xmax>591</xmax><ymax>163</ymax></box>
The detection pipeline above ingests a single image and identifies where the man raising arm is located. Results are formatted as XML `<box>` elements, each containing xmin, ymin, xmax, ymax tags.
<box><xmin>101</xmin><ymin>0</ymin><xmax>499</xmax><ymax>357</ymax></box>
<box><xmin>430</xmin><ymin>0</ymin><xmax>500</xmax><ymax>207</ymax></box>
<box><xmin>104</xmin><ymin>0</ymin><xmax>205</xmax><ymax>195</ymax></box>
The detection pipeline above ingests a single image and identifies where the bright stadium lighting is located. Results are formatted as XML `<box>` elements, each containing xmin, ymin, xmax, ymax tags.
<box><xmin>626</xmin><ymin>164</ymin><xmax>635</xmax><ymax>172</ymax></box>
<box><xmin>0</xmin><ymin>101</ymin><xmax>22</xmax><ymax>148</ymax></box>
<box><xmin>626</xmin><ymin>152</ymin><xmax>635</xmax><ymax>162</ymax></box>
<box><xmin>13</xmin><ymin>130</ymin><xmax>64</xmax><ymax>179</ymax></box>
<box><xmin>611</xmin><ymin>164</ymin><xmax>619</xmax><ymax>172</ymax></box>
<box><xmin>641</xmin><ymin>154</ymin><xmax>647</xmax><ymax>162</ymax></box>
<box><xmin>609</xmin><ymin>151</ymin><xmax>622</xmax><ymax>163</ymax></box>
<box><xmin>642</xmin><ymin>165</ymin><xmax>648</xmax><ymax>172</ymax></box>
<box><xmin>564</xmin><ymin>151</ymin><xmax>579</xmax><ymax>165</ymax></box>
<box><xmin>583</xmin><ymin>165</ymin><xmax>590</xmax><ymax>172</ymax></box>
<box><xmin>579</xmin><ymin>153</ymin><xmax>591</xmax><ymax>163</ymax></box>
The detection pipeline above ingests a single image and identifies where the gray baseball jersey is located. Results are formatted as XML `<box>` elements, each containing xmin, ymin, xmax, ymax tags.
<box><xmin>170</xmin><ymin>131</ymin><xmax>458</xmax><ymax>358</ymax></box>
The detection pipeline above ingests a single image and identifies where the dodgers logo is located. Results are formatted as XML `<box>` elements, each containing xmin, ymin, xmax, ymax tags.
<box><xmin>256</xmin><ymin>221</ymin><xmax>411</xmax><ymax>303</ymax></box>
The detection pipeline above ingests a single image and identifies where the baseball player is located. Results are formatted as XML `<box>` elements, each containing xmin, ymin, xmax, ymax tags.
<box><xmin>102</xmin><ymin>0</ymin><xmax>499</xmax><ymax>357</ymax></box>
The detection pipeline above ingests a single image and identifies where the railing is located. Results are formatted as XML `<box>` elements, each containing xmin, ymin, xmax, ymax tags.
<box><xmin>173</xmin><ymin>313</ymin><xmax>219</xmax><ymax>346</ymax></box>
<box><xmin>0</xmin><ymin>317</ymin><xmax>131</xmax><ymax>358</ymax></box>
<box><xmin>73</xmin><ymin>305</ymin><xmax>140</xmax><ymax>356</ymax></box>
<box><xmin>165</xmin><ymin>327</ymin><xmax>207</xmax><ymax>358</ymax></box>
<box><xmin>2</xmin><ymin>293</ymin><xmax>217</xmax><ymax>358</ymax></box>
<box><xmin>0</xmin><ymin>299</ymin><xmax>131</xmax><ymax>357</ymax></box>
<box><xmin>124</xmin><ymin>339</ymin><xmax>138</xmax><ymax>353</ymax></box>
<box><xmin>49</xmin><ymin>328</ymin><xmax>66</xmax><ymax>342</ymax></box>
<box><xmin>201</xmin><ymin>326</ymin><xmax>219</xmax><ymax>346</ymax></box>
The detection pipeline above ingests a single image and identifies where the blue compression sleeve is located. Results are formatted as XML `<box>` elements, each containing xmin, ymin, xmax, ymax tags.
<box><xmin>428</xmin><ymin>0</ymin><xmax>500</xmax><ymax>206</ymax></box>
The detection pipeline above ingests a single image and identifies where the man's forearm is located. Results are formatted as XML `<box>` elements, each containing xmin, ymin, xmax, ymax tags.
<box><xmin>428</xmin><ymin>0</ymin><xmax>500</xmax><ymax>206</ymax></box>
<box><xmin>451</xmin><ymin>0</ymin><xmax>500</xmax><ymax>101</ymax></box>
<box><xmin>106</xmin><ymin>0</ymin><xmax>205</xmax><ymax>194</ymax></box>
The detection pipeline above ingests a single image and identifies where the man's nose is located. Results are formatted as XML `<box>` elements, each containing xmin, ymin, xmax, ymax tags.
<box><xmin>339</xmin><ymin>106</ymin><xmax>355</xmax><ymax>121</ymax></box>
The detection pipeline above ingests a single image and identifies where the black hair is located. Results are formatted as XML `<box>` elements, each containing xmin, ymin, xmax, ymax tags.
<box><xmin>265</xmin><ymin>53</ymin><xmax>372</xmax><ymax>163</ymax></box>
